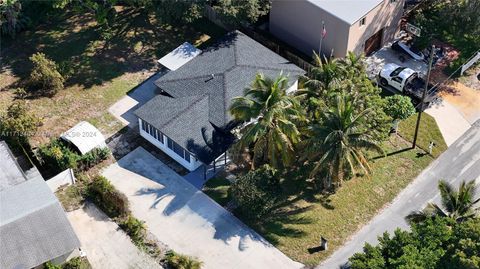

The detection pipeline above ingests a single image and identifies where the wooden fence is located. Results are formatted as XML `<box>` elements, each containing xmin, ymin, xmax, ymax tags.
<box><xmin>203</xmin><ymin>5</ymin><xmax>315</xmax><ymax>75</ymax></box>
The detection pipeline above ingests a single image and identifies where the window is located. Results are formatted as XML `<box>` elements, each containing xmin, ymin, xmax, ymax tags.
<box><xmin>359</xmin><ymin>17</ymin><xmax>366</xmax><ymax>27</ymax></box>
<box><xmin>166</xmin><ymin>137</ymin><xmax>191</xmax><ymax>162</ymax></box>
<box><xmin>141</xmin><ymin>120</ymin><xmax>147</xmax><ymax>132</ymax></box>
<box><xmin>390</xmin><ymin>0</ymin><xmax>397</xmax><ymax>3</ymax></box>
<box><xmin>167</xmin><ymin>137</ymin><xmax>174</xmax><ymax>150</ymax></box>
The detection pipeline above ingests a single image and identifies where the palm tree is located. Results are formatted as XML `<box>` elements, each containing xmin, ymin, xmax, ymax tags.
<box><xmin>301</xmin><ymin>93</ymin><xmax>384</xmax><ymax>190</ymax></box>
<box><xmin>406</xmin><ymin>180</ymin><xmax>479</xmax><ymax>224</ymax></box>
<box><xmin>338</xmin><ymin>51</ymin><xmax>366</xmax><ymax>77</ymax></box>
<box><xmin>229</xmin><ymin>73</ymin><xmax>303</xmax><ymax>169</ymax></box>
<box><xmin>296</xmin><ymin>52</ymin><xmax>342</xmax><ymax>101</ymax></box>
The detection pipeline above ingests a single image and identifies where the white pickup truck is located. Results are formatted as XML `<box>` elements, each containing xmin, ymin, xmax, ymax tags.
<box><xmin>378</xmin><ymin>63</ymin><xmax>437</xmax><ymax>103</ymax></box>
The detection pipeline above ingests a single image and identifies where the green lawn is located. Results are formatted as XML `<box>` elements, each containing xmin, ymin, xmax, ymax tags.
<box><xmin>202</xmin><ymin>177</ymin><xmax>231</xmax><ymax>207</ymax></box>
<box><xmin>0</xmin><ymin>10</ymin><xmax>226</xmax><ymax>146</ymax></box>
<box><xmin>398</xmin><ymin>112</ymin><xmax>447</xmax><ymax>157</ymax></box>
<box><xmin>230</xmin><ymin>115</ymin><xmax>447</xmax><ymax>266</ymax></box>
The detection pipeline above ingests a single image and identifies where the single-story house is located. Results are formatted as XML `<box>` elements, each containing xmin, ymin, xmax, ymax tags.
<box><xmin>269</xmin><ymin>0</ymin><xmax>405</xmax><ymax>58</ymax></box>
<box><xmin>134</xmin><ymin>31</ymin><xmax>304</xmax><ymax>172</ymax></box>
<box><xmin>0</xmin><ymin>141</ymin><xmax>81</xmax><ymax>269</ymax></box>
<box><xmin>60</xmin><ymin>121</ymin><xmax>106</xmax><ymax>155</ymax></box>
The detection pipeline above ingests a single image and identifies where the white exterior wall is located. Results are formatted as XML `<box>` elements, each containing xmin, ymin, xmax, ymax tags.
<box><xmin>138</xmin><ymin>118</ymin><xmax>203</xmax><ymax>171</ymax></box>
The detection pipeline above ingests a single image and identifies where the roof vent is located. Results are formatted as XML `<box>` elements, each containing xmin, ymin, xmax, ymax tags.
<box><xmin>205</xmin><ymin>74</ymin><xmax>215</xmax><ymax>82</ymax></box>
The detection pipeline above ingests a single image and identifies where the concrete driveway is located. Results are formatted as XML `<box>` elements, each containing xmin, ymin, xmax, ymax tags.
<box><xmin>67</xmin><ymin>203</ymin><xmax>162</xmax><ymax>269</ymax></box>
<box><xmin>318</xmin><ymin>121</ymin><xmax>480</xmax><ymax>269</ymax></box>
<box><xmin>365</xmin><ymin>44</ymin><xmax>428</xmax><ymax>79</ymax></box>
<box><xmin>109</xmin><ymin>72</ymin><xmax>166</xmax><ymax>128</ymax></box>
<box><xmin>102</xmin><ymin>147</ymin><xmax>302</xmax><ymax>269</ymax></box>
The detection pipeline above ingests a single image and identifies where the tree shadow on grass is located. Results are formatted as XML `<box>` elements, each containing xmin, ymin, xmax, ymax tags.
<box><xmin>1</xmin><ymin>9</ymin><xmax>224</xmax><ymax>90</ymax></box>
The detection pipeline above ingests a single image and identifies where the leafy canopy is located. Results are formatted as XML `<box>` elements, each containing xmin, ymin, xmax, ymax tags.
<box><xmin>230</xmin><ymin>73</ymin><xmax>303</xmax><ymax>169</ymax></box>
<box><xmin>29</xmin><ymin>52</ymin><xmax>64</xmax><ymax>96</ymax></box>
<box><xmin>301</xmin><ymin>93</ymin><xmax>384</xmax><ymax>190</ymax></box>
<box><xmin>350</xmin><ymin>217</ymin><xmax>480</xmax><ymax>269</ymax></box>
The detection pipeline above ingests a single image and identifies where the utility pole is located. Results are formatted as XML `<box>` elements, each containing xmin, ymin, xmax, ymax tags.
<box><xmin>412</xmin><ymin>45</ymin><xmax>435</xmax><ymax>149</ymax></box>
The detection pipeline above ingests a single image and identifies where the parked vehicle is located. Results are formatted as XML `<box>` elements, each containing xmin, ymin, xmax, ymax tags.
<box><xmin>378</xmin><ymin>63</ymin><xmax>437</xmax><ymax>104</ymax></box>
<box><xmin>392</xmin><ymin>40</ymin><xmax>425</xmax><ymax>62</ymax></box>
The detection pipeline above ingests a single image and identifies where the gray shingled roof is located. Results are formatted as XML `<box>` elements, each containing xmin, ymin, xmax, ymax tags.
<box><xmin>135</xmin><ymin>31</ymin><xmax>304</xmax><ymax>163</ymax></box>
<box><xmin>0</xmin><ymin>141</ymin><xmax>27</xmax><ymax>191</ymax></box>
<box><xmin>0</xmin><ymin>142</ymin><xmax>80</xmax><ymax>269</ymax></box>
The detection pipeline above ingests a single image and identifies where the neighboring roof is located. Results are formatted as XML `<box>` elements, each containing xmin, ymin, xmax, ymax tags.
<box><xmin>157</xmin><ymin>42</ymin><xmax>202</xmax><ymax>71</ymax></box>
<box><xmin>0</xmin><ymin>143</ymin><xmax>80</xmax><ymax>269</ymax></box>
<box><xmin>135</xmin><ymin>31</ymin><xmax>304</xmax><ymax>163</ymax></box>
<box><xmin>0</xmin><ymin>141</ymin><xmax>26</xmax><ymax>191</ymax></box>
<box><xmin>307</xmin><ymin>0</ymin><xmax>383</xmax><ymax>25</ymax></box>
<box><xmin>60</xmin><ymin>121</ymin><xmax>106</xmax><ymax>155</ymax></box>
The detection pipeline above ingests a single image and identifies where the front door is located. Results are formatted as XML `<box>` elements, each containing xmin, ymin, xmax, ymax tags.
<box><xmin>364</xmin><ymin>28</ymin><xmax>384</xmax><ymax>56</ymax></box>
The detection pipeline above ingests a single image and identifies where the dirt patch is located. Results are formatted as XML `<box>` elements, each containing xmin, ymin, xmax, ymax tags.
<box><xmin>439</xmin><ymin>81</ymin><xmax>480</xmax><ymax>124</ymax></box>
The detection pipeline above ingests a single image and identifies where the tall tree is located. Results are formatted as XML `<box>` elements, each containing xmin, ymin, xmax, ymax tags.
<box><xmin>350</xmin><ymin>217</ymin><xmax>480</xmax><ymax>269</ymax></box>
<box><xmin>301</xmin><ymin>93</ymin><xmax>384</xmax><ymax>190</ymax></box>
<box><xmin>230</xmin><ymin>73</ymin><xmax>303</xmax><ymax>169</ymax></box>
<box><xmin>406</xmin><ymin>180</ymin><xmax>479</xmax><ymax>224</ymax></box>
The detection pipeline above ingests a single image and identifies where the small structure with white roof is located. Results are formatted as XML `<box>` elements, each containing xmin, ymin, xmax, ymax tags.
<box><xmin>60</xmin><ymin>121</ymin><xmax>106</xmax><ymax>155</ymax></box>
<box><xmin>157</xmin><ymin>42</ymin><xmax>202</xmax><ymax>71</ymax></box>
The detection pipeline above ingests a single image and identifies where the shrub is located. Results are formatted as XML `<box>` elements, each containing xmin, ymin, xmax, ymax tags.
<box><xmin>0</xmin><ymin>101</ymin><xmax>41</xmax><ymax>148</ymax></box>
<box><xmin>229</xmin><ymin>165</ymin><xmax>281</xmax><ymax>222</ymax></box>
<box><xmin>37</xmin><ymin>140</ymin><xmax>110</xmax><ymax>173</ymax></box>
<box><xmin>37</xmin><ymin>139</ymin><xmax>79</xmax><ymax>172</ymax></box>
<box><xmin>119</xmin><ymin>215</ymin><xmax>146</xmax><ymax>248</ymax></box>
<box><xmin>62</xmin><ymin>257</ymin><xmax>91</xmax><ymax>269</ymax></box>
<box><xmin>77</xmin><ymin>147</ymin><xmax>110</xmax><ymax>171</ymax></box>
<box><xmin>164</xmin><ymin>250</ymin><xmax>203</xmax><ymax>269</ymax></box>
<box><xmin>29</xmin><ymin>52</ymin><xmax>64</xmax><ymax>96</ymax></box>
<box><xmin>87</xmin><ymin>175</ymin><xmax>130</xmax><ymax>218</ymax></box>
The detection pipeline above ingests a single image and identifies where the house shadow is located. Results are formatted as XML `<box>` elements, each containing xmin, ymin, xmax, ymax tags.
<box><xmin>116</xmin><ymin>147</ymin><xmax>308</xmax><ymax>250</ymax></box>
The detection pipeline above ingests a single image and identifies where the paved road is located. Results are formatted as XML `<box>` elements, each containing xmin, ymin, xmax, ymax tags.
<box><xmin>318</xmin><ymin>120</ymin><xmax>480</xmax><ymax>269</ymax></box>
<box><xmin>103</xmin><ymin>147</ymin><xmax>303</xmax><ymax>269</ymax></box>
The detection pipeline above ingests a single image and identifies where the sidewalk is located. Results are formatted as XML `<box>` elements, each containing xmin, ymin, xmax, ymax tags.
<box><xmin>425</xmin><ymin>100</ymin><xmax>471</xmax><ymax>146</ymax></box>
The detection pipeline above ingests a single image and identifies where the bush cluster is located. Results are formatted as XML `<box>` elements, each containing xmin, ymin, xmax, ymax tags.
<box><xmin>163</xmin><ymin>250</ymin><xmax>203</xmax><ymax>269</ymax></box>
<box><xmin>29</xmin><ymin>52</ymin><xmax>64</xmax><ymax>96</ymax></box>
<box><xmin>43</xmin><ymin>257</ymin><xmax>91</xmax><ymax>269</ymax></box>
<box><xmin>229</xmin><ymin>165</ymin><xmax>281</xmax><ymax>222</ymax></box>
<box><xmin>87</xmin><ymin>175</ymin><xmax>130</xmax><ymax>218</ymax></box>
<box><xmin>37</xmin><ymin>139</ymin><xmax>110</xmax><ymax>173</ymax></box>
<box><xmin>119</xmin><ymin>215</ymin><xmax>147</xmax><ymax>248</ymax></box>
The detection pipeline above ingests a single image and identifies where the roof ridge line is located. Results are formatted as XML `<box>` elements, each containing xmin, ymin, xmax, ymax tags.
<box><xmin>236</xmin><ymin>64</ymin><xmax>302</xmax><ymax>73</ymax></box>
<box><xmin>159</xmin><ymin>95</ymin><xmax>209</xmax><ymax>130</ymax></box>
<box><xmin>158</xmin><ymin>73</ymin><xmax>224</xmax><ymax>84</ymax></box>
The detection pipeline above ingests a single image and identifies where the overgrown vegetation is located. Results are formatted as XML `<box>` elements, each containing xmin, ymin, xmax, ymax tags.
<box><xmin>29</xmin><ymin>52</ymin><xmax>64</xmax><ymax>96</ymax></box>
<box><xmin>44</xmin><ymin>257</ymin><xmax>91</xmax><ymax>269</ymax></box>
<box><xmin>37</xmin><ymin>138</ymin><xmax>110</xmax><ymax>173</ymax></box>
<box><xmin>119</xmin><ymin>215</ymin><xmax>147</xmax><ymax>249</ymax></box>
<box><xmin>412</xmin><ymin>0</ymin><xmax>480</xmax><ymax>74</ymax></box>
<box><xmin>0</xmin><ymin>100</ymin><xmax>41</xmax><ymax>149</ymax></box>
<box><xmin>350</xmin><ymin>180</ymin><xmax>479</xmax><ymax>269</ymax></box>
<box><xmin>87</xmin><ymin>175</ymin><xmax>130</xmax><ymax>218</ymax></box>
<box><xmin>229</xmin><ymin>165</ymin><xmax>281</xmax><ymax>222</ymax></box>
<box><xmin>163</xmin><ymin>250</ymin><xmax>203</xmax><ymax>269</ymax></box>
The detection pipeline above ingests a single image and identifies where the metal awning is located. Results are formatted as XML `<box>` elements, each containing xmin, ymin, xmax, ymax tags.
<box><xmin>60</xmin><ymin>121</ymin><xmax>106</xmax><ymax>155</ymax></box>
<box><xmin>157</xmin><ymin>42</ymin><xmax>201</xmax><ymax>71</ymax></box>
